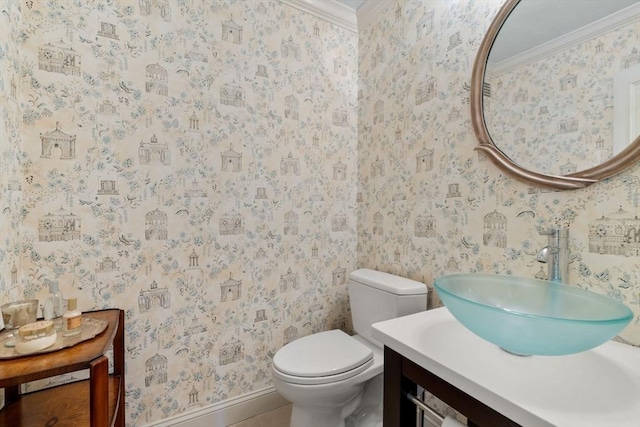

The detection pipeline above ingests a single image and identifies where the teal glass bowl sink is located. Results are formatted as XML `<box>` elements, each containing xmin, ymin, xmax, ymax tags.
<box><xmin>434</xmin><ymin>274</ymin><xmax>634</xmax><ymax>356</ymax></box>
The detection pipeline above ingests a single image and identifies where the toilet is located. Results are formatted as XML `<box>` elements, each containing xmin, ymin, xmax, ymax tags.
<box><xmin>272</xmin><ymin>269</ymin><xmax>428</xmax><ymax>427</ymax></box>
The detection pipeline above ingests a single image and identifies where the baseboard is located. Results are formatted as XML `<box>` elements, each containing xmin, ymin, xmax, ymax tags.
<box><xmin>145</xmin><ymin>386</ymin><xmax>290</xmax><ymax>427</ymax></box>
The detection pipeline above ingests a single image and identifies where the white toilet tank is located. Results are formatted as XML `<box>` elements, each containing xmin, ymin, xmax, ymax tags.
<box><xmin>349</xmin><ymin>269</ymin><xmax>428</xmax><ymax>346</ymax></box>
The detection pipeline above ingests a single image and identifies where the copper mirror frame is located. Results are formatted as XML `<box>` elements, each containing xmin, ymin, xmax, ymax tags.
<box><xmin>471</xmin><ymin>0</ymin><xmax>640</xmax><ymax>190</ymax></box>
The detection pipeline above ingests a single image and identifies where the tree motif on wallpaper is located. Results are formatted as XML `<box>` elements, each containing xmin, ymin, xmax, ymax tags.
<box><xmin>483</xmin><ymin>210</ymin><xmax>507</xmax><ymax>248</ymax></box>
<box><xmin>145</xmin><ymin>209</ymin><xmax>168</xmax><ymax>240</ymax></box>
<box><xmin>38</xmin><ymin>40</ymin><xmax>81</xmax><ymax>76</ymax></box>
<box><xmin>220</xmin><ymin>274</ymin><xmax>241</xmax><ymax>302</ymax></box>
<box><xmin>139</xmin><ymin>135</ymin><xmax>171</xmax><ymax>165</ymax></box>
<box><xmin>40</xmin><ymin>122</ymin><xmax>76</xmax><ymax>159</ymax></box>
<box><xmin>145</xmin><ymin>353</ymin><xmax>168</xmax><ymax>387</ymax></box>
<box><xmin>145</xmin><ymin>63</ymin><xmax>168</xmax><ymax>96</ymax></box>
<box><xmin>38</xmin><ymin>207</ymin><xmax>81</xmax><ymax>242</ymax></box>
<box><xmin>589</xmin><ymin>207</ymin><xmax>640</xmax><ymax>256</ymax></box>
<box><xmin>139</xmin><ymin>280</ymin><xmax>171</xmax><ymax>312</ymax></box>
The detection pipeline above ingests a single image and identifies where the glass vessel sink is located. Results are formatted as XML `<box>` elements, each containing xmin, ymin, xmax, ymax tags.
<box><xmin>434</xmin><ymin>274</ymin><xmax>633</xmax><ymax>356</ymax></box>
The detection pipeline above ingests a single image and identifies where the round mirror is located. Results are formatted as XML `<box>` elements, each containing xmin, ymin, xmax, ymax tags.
<box><xmin>471</xmin><ymin>0</ymin><xmax>640</xmax><ymax>189</ymax></box>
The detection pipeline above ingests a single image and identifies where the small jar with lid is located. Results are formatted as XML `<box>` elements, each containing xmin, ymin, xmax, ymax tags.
<box><xmin>15</xmin><ymin>320</ymin><xmax>57</xmax><ymax>354</ymax></box>
<box><xmin>62</xmin><ymin>297</ymin><xmax>82</xmax><ymax>336</ymax></box>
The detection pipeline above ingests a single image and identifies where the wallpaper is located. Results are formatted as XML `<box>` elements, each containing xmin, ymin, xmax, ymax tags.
<box><xmin>1</xmin><ymin>0</ymin><xmax>357</xmax><ymax>424</ymax></box>
<box><xmin>485</xmin><ymin>18</ymin><xmax>639</xmax><ymax>174</ymax></box>
<box><xmin>356</xmin><ymin>0</ymin><xmax>639</xmax><ymax>344</ymax></box>
<box><xmin>1</xmin><ymin>0</ymin><xmax>639</xmax><ymax>425</ymax></box>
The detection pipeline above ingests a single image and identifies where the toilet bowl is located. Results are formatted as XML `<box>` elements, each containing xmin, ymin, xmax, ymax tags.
<box><xmin>271</xmin><ymin>269</ymin><xmax>428</xmax><ymax>427</ymax></box>
<box><xmin>272</xmin><ymin>331</ymin><xmax>383</xmax><ymax>427</ymax></box>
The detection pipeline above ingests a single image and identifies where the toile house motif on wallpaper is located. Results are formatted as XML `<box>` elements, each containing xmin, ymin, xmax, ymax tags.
<box><xmin>139</xmin><ymin>280</ymin><xmax>170</xmax><ymax>312</ymax></box>
<box><xmin>220</xmin><ymin>274</ymin><xmax>241</xmax><ymax>302</ymax></box>
<box><xmin>222</xmin><ymin>16</ymin><xmax>243</xmax><ymax>44</ymax></box>
<box><xmin>146</xmin><ymin>63</ymin><xmax>168</xmax><ymax>96</ymax></box>
<box><xmin>145</xmin><ymin>353</ymin><xmax>169</xmax><ymax>387</ymax></box>
<box><xmin>39</xmin><ymin>207</ymin><xmax>81</xmax><ymax>242</ymax></box>
<box><xmin>416</xmin><ymin>78</ymin><xmax>437</xmax><ymax>106</ymax></box>
<box><xmin>483</xmin><ymin>210</ymin><xmax>507</xmax><ymax>248</ymax></box>
<box><xmin>139</xmin><ymin>135</ymin><xmax>171</xmax><ymax>165</ymax></box>
<box><xmin>145</xmin><ymin>209</ymin><xmax>168</xmax><ymax>240</ymax></box>
<box><xmin>38</xmin><ymin>40</ymin><xmax>81</xmax><ymax>76</ymax></box>
<box><xmin>97</xmin><ymin>179</ymin><xmax>118</xmax><ymax>195</ymax></box>
<box><xmin>280</xmin><ymin>267</ymin><xmax>299</xmax><ymax>292</ymax></box>
<box><xmin>40</xmin><ymin>123</ymin><xmax>76</xmax><ymax>159</ymax></box>
<box><xmin>589</xmin><ymin>207</ymin><xmax>640</xmax><ymax>256</ymax></box>
<box><xmin>221</xmin><ymin>146</ymin><xmax>242</xmax><ymax>172</ymax></box>
<box><xmin>416</xmin><ymin>213</ymin><xmax>436</xmax><ymax>238</ymax></box>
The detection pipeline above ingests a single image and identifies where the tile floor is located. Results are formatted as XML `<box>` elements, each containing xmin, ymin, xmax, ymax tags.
<box><xmin>226</xmin><ymin>404</ymin><xmax>292</xmax><ymax>427</ymax></box>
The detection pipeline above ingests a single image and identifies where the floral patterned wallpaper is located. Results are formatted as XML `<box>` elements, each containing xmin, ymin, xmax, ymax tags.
<box><xmin>485</xmin><ymin>18</ymin><xmax>639</xmax><ymax>174</ymax></box>
<box><xmin>356</xmin><ymin>0</ymin><xmax>639</xmax><ymax>345</ymax></box>
<box><xmin>1</xmin><ymin>0</ymin><xmax>639</xmax><ymax>425</ymax></box>
<box><xmin>1</xmin><ymin>0</ymin><xmax>357</xmax><ymax>424</ymax></box>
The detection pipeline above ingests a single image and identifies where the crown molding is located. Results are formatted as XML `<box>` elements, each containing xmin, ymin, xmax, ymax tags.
<box><xmin>280</xmin><ymin>0</ymin><xmax>358</xmax><ymax>33</ymax></box>
<box><xmin>357</xmin><ymin>0</ymin><xmax>391</xmax><ymax>31</ymax></box>
<box><xmin>489</xmin><ymin>4</ymin><xmax>640</xmax><ymax>77</ymax></box>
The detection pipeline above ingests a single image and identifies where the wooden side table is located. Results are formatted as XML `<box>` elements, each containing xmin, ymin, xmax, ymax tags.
<box><xmin>0</xmin><ymin>309</ymin><xmax>125</xmax><ymax>427</ymax></box>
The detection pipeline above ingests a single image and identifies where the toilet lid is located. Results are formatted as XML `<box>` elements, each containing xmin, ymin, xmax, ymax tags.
<box><xmin>273</xmin><ymin>330</ymin><xmax>373</xmax><ymax>379</ymax></box>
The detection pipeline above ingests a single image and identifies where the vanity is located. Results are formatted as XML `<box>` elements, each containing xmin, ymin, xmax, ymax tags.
<box><xmin>372</xmin><ymin>307</ymin><xmax>640</xmax><ymax>427</ymax></box>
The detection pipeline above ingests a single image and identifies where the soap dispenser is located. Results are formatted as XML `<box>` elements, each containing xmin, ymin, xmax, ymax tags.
<box><xmin>43</xmin><ymin>280</ymin><xmax>63</xmax><ymax>321</ymax></box>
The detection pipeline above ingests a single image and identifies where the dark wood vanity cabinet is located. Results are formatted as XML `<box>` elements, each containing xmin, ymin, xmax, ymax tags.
<box><xmin>383</xmin><ymin>346</ymin><xmax>521</xmax><ymax>427</ymax></box>
<box><xmin>0</xmin><ymin>309</ymin><xmax>125</xmax><ymax>427</ymax></box>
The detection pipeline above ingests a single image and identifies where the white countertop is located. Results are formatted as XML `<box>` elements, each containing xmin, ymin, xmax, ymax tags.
<box><xmin>372</xmin><ymin>307</ymin><xmax>640</xmax><ymax>427</ymax></box>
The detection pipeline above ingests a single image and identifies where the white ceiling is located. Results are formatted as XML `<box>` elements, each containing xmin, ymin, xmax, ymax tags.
<box><xmin>492</xmin><ymin>0</ymin><xmax>639</xmax><ymax>62</ymax></box>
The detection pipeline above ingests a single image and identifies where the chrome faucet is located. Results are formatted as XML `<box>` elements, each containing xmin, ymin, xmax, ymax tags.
<box><xmin>536</xmin><ymin>228</ymin><xmax>569</xmax><ymax>283</ymax></box>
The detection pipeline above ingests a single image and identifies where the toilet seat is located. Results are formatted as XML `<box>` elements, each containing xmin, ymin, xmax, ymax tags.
<box><xmin>273</xmin><ymin>330</ymin><xmax>374</xmax><ymax>385</ymax></box>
